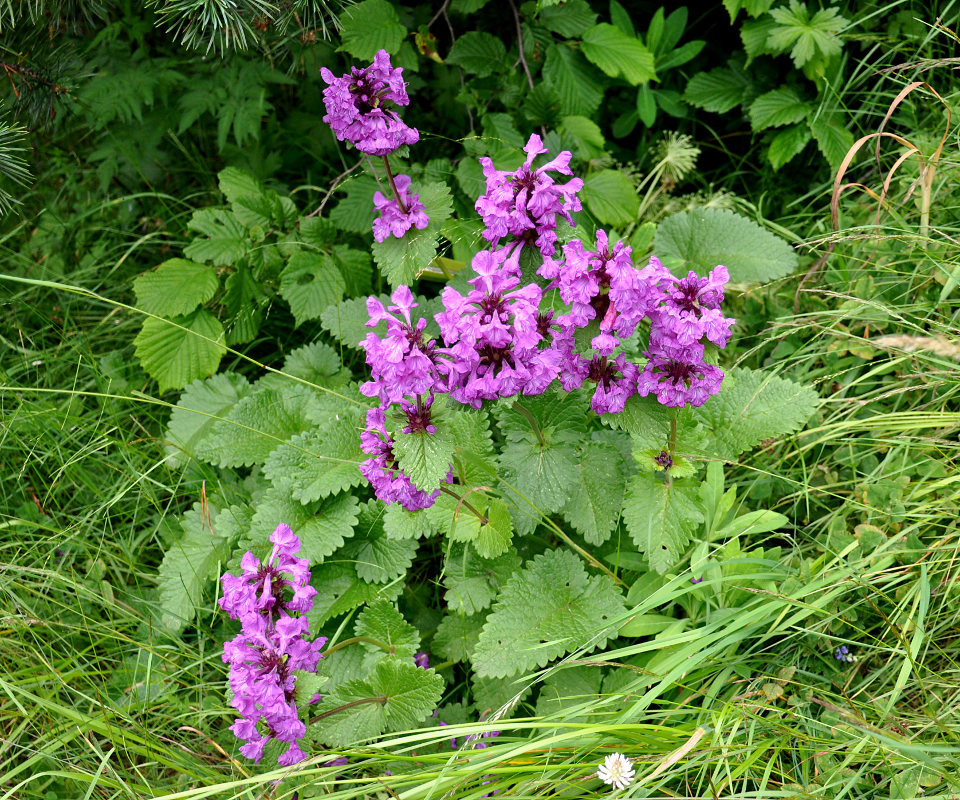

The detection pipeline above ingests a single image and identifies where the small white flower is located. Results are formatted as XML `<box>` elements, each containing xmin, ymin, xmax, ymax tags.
<box><xmin>597</xmin><ymin>752</ymin><xmax>635</xmax><ymax>791</ymax></box>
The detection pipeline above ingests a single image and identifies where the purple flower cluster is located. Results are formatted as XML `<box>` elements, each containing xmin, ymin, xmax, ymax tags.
<box><xmin>219</xmin><ymin>524</ymin><xmax>325</xmax><ymax>766</ymax></box>
<box><xmin>372</xmin><ymin>173</ymin><xmax>429</xmax><ymax>242</ymax></box>
<box><xmin>320</xmin><ymin>50</ymin><xmax>419</xmax><ymax>156</ymax></box>
<box><xmin>475</xmin><ymin>134</ymin><xmax>583</xmax><ymax>270</ymax></box>
<box><xmin>356</xmin><ymin>131</ymin><xmax>736</xmax><ymax>510</ymax></box>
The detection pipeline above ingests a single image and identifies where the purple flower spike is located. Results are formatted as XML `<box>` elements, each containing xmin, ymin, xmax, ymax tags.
<box><xmin>652</xmin><ymin>263</ymin><xmax>735</xmax><ymax>348</ymax></box>
<box><xmin>220</xmin><ymin>525</ymin><xmax>326</xmax><ymax>766</ymax></box>
<box><xmin>373</xmin><ymin>173</ymin><xmax>430</xmax><ymax>242</ymax></box>
<box><xmin>637</xmin><ymin>332</ymin><xmax>724</xmax><ymax>408</ymax></box>
<box><xmin>475</xmin><ymin>133</ymin><xmax>583</xmax><ymax>261</ymax></box>
<box><xmin>360</xmin><ymin>285</ymin><xmax>444</xmax><ymax>406</ymax></box>
<box><xmin>320</xmin><ymin>50</ymin><xmax>419</xmax><ymax>155</ymax></box>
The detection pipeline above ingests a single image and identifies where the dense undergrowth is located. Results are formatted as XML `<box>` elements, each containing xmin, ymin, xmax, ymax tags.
<box><xmin>3</xmin><ymin>1</ymin><xmax>960</xmax><ymax>798</ymax></box>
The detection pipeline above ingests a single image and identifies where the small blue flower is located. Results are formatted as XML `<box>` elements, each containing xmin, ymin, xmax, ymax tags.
<box><xmin>834</xmin><ymin>645</ymin><xmax>855</xmax><ymax>663</ymax></box>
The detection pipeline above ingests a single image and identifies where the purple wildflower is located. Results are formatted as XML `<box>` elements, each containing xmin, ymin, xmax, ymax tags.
<box><xmin>835</xmin><ymin>645</ymin><xmax>855</xmax><ymax>663</ymax></box>
<box><xmin>435</xmin><ymin>249</ymin><xmax>559</xmax><ymax>407</ymax></box>
<box><xmin>651</xmin><ymin>263</ymin><xmax>735</xmax><ymax>348</ymax></box>
<box><xmin>320</xmin><ymin>50</ymin><xmax>419</xmax><ymax>155</ymax></box>
<box><xmin>637</xmin><ymin>331</ymin><xmax>724</xmax><ymax>408</ymax></box>
<box><xmin>690</xmin><ymin>575</ymin><xmax>703</xmax><ymax>584</ymax></box>
<box><xmin>475</xmin><ymin>134</ymin><xmax>583</xmax><ymax>264</ymax></box>
<box><xmin>360</xmin><ymin>285</ymin><xmax>443</xmax><ymax>406</ymax></box>
<box><xmin>372</xmin><ymin>173</ymin><xmax>429</xmax><ymax>242</ymax></box>
<box><xmin>220</xmin><ymin>524</ymin><xmax>326</xmax><ymax>767</ymax></box>
<box><xmin>359</xmin><ymin>405</ymin><xmax>443</xmax><ymax>511</ymax></box>
<box><xmin>414</xmin><ymin>651</ymin><xmax>430</xmax><ymax>669</ymax></box>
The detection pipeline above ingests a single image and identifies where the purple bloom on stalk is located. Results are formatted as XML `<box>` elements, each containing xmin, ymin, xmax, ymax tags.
<box><xmin>359</xmin><ymin>405</ymin><xmax>444</xmax><ymax>511</ymax></box>
<box><xmin>651</xmin><ymin>263</ymin><xmax>735</xmax><ymax>348</ymax></box>
<box><xmin>220</xmin><ymin>525</ymin><xmax>325</xmax><ymax>767</ymax></box>
<box><xmin>360</xmin><ymin>285</ymin><xmax>443</xmax><ymax>406</ymax></box>
<box><xmin>637</xmin><ymin>331</ymin><xmax>723</xmax><ymax>408</ymax></box>
<box><xmin>435</xmin><ymin>249</ymin><xmax>559</xmax><ymax>407</ymax></box>
<box><xmin>475</xmin><ymin>134</ymin><xmax>583</xmax><ymax>264</ymax></box>
<box><xmin>320</xmin><ymin>49</ymin><xmax>419</xmax><ymax>155</ymax></box>
<box><xmin>372</xmin><ymin>173</ymin><xmax>429</xmax><ymax>242</ymax></box>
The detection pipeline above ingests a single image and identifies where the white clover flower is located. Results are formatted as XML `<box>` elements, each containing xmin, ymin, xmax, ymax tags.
<box><xmin>597</xmin><ymin>752</ymin><xmax>635</xmax><ymax>791</ymax></box>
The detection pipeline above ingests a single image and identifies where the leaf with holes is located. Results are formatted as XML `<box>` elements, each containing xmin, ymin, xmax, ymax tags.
<box><xmin>280</xmin><ymin>251</ymin><xmax>347</xmax><ymax>326</ymax></box>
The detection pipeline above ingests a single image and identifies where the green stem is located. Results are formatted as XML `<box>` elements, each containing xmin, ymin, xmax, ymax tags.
<box><xmin>542</xmin><ymin>516</ymin><xmax>624</xmax><ymax>586</ymax></box>
<box><xmin>309</xmin><ymin>695</ymin><xmax>387</xmax><ymax>724</ymax></box>
<box><xmin>440</xmin><ymin>485</ymin><xmax>489</xmax><ymax>525</ymax></box>
<box><xmin>511</xmin><ymin>400</ymin><xmax>546</xmax><ymax>448</ymax></box>
<box><xmin>323</xmin><ymin>635</ymin><xmax>395</xmax><ymax>658</ymax></box>
<box><xmin>382</xmin><ymin>155</ymin><xmax>409</xmax><ymax>214</ymax></box>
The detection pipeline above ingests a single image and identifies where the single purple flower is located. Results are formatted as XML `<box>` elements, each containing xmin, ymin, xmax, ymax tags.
<box><xmin>372</xmin><ymin>173</ymin><xmax>430</xmax><ymax>242</ymax></box>
<box><xmin>414</xmin><ymin>651</ymin><xmax>430</xmax><ymax>669</ymax></box>
<box><xmin>320</xmin><ymin>50</ymin><xmax>419</xmax><ymax>155</ymax></box>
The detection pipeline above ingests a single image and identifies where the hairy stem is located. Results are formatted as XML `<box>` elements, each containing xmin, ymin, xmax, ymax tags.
<box><xmin>323</xmin><ymin>635</ymin><xmax>395</xmax><ymax>657</ymax></box>
<box><xmin>382</xmin><ymin>155</ymin><xmax>409</xmax><ymax>214</ymax></box>
<box><xmin>440</xmin><ymin>485</ymin><xmax>489</xmax><ymax>525</ymax></box>
<box><xmin>511</xmin><ymin>400</ymin><xmax>546</xmax><ymax>448</ymax></box>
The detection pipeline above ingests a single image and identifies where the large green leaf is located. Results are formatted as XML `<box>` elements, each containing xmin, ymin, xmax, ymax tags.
<box><xmin>134</xmin><ymin>259</ymin><xmax>219</xmax><ymax>317</ymax></box>
<box><xmin>654</xmin><ymin>207</ymin><xmax>798</xmax><ymax>284</ymax></box>
<box><xmin>338</xmin><ymin>0</ymin><xmax>406</xmax><ymax>60</ymax></box>
<box><xmin>683</xmin><ymin>67</ymin><xmax>750</xmax><ymax>114</ymax></box>
<box><xmin>580</xmin><ymin>23</ymin><xmax>656</xmax><ymax>85</ymax></box>
<box><xmin>749</xmin><ymin>87</ymin><xmax>811</xmax><ymax>130</ymax></box>
<box><xmin>446</xmin><ymin>31</ymin><xmax>509</xmax><ymax>76</ymax></box>
<box><xmin>581</xmin><ymin>169</ymin><xmax>639</xmax><ymax>226</ymax></box>
<box><xmin>279</xmin><ymin>251</ymin><xmax>347</xmax><ymax>326</ymax></box>
<box><xmin>767</xmin><ymin>123</ymin><xmax>812</xmax><ymax>170</ymax></box>
<box><xmin>134</xmin><ymin>309</ymin><xmax>226</xmax><ymax>393</ymax></box>
<box><xmin>472</xmin><ymin>549</ymin><xmax>625</xmax><ymax>678</ymax></box>
<box><xmin>252</xmin><ymin>486</ymin><xmax>360</xmax><ymax>563</ymax></box>
<box><xmin>543</xmin><ymin>44</ymin><xmax>604</xmax><ymax>117</ymax></box>
<box><xmin>183</xmin><ymin>209</ymin><xmax>249</xmax><ymax>266</ymax></box>
<box><xmin>622</xmin><ymin>473</ymin><xmax>704</xmax><ymax>574</ymax></box>
<box><xmin>561</xmin><ymin>441</ymin><xmax>627</xmax><ymax>545</ymax></box>
<box><xmin>164</xmin><ymin>372</ymin><xmax>251</xmax><ymax>466</ymax></box>
<box><xmin>443</xmin><ymin>543</ymin><xmax>521</xmax><ymax>616</ymax></box>
<box><xmin>767</xmin><ymin>0</ymin><xmax>847</xmax><ymax>68</ymax></box>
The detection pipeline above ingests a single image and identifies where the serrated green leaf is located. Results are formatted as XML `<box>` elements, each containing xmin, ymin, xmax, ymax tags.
<box><xmin>311</xmin><ymin>659</ymin><xmax>443</xmax><ymax>747</ymax></box>
<box><xmin>543</xmin><ymin>44</ymin><xmax>604</xmax><ymax>117</ymax></box>
<box><xmin>581</xmin><ymin>169</ymin><xmax>640</xmax><ymax>226</ymax></box>
<box><xmin>657</xmin><ymin>39</ymin><xmax>705</xmax><ymax>71</ymax></box>
<box><xmin>723</xmin><ymin>0</ymin><xmax>775</xmax><ymax>19</ymax></box>
<box><xmin>560</xmin><ymin>115</ymin><xmax>606</xmax><ymax>161</ymax></box>
<box><xmin>810</xmin><ymin>113</ymin><xmax>854</xmax><ymax>169</ymax></box>
<box><xmin>741</xmin><ymin>16</ymin><xmax>779</xmax><ymax>61</ymax></box>
<box><xmin>475</xmin><ymin>497</ymin><xmax>514</xmax><ymax>558</ymax></box>
<box><xmin>343</xmin><ymin>500</ymin><xmax>419</xmax><ymax>583</ymax></box>
<box><xmin>257</xmin><ymin>487</ymin><xmax>360</xmax><ymax>563</ymax></box>
<box><xmin>443</xmin><ymin>543</ymin><xmax>522</xmax><ymax>616</ymax></box>
<box><xmin>184</xmin><ymin>208</ymin><xmax>248</xmax><ymax>266</ymax></box>
<box><xmin>134</xmin><ymin>309</ymin><xmax>226</xmax><ymax>393</ymax></box>
<box><xmin>281</xmin><ymin>341</ymin><xmax>346</xmax><ymax>386</ymax></box>
<box><xmin>392</xmin><ymin>426</ymin><xmax>454</xmax><ymax>495</ymax></box>
<box><xmin>338</xmin><ymin>0</ymin><xmax>406</xmax><ymax>60</ymax></box>
<box><xmin>355</xmin><ymin>598</ymin><xmax>421</xmax><ymax>667</ymax></box>
<box><xmin>222</xmin><ymin>264</ymin><xmax>266</xmax><ymax>346</ymax></box>
<box><xmin>333</xmin><ymin>245</ymin><xmax>373</xmax><ymax>297</ymax></box>
<box><xmin>768</xmin><ymin>122</ymin><xmax>812</xmax><ymax>169</ymax></box>
<box><xmin>622</xmin><ymin>473</ymin><xmax>704</xmax><ymax>574</ymax></box>
<box><xmin>561</xmin><ymin>441</ymin><xmax>626</xmax><ymax>545</ymax></box>
<box><xmin>610</xmin><ymin>0</ymin><xmax>635</xmax><ymax>36</ymax></box>
<box><xmin>330</xmin><ymin>175</ymin><xmax>379</xmax><ymax>233</ymax></box>
<box><xmin>498</xmin><ymin>437</ymin><xmax>579</xmax><ymax>514</ymax></box>
<box><xmin>473</xmin><ymin>549</ymin><xmax>626</xmax><ymax>678</ymax></box>
<box><xmin>383</xmin><ymin>503</ymin><xmax>439</xmax><ymax>540</ymax></box>
<box><xmin>446</xmin><ymin>31</ymin><xmax>508</xmax><ymax>76</ymax></box>
<box><xmin>196</xmin><ymin>385</ymin><xmax>321</xmax><ymax>468</ymax></box>
<box><xmin>768</xmin><ymin>1</ymin><xmax>847</xmax><ymax>68</ymax></box>
<box><xmin>749</xmin><ymin>87</ymin><xmax>811</xmax><ymax>130</ymax></box>
<box><xmin>280</xmin><ymin>251</ymin><xmax>347</xmax><ymax>326</ymax></box>
<box><xmin>654</xmin><ymin>207</ymin><xmax>799</xmax><ymax>284</ymax></box>
<box><xmin>263</xmin><ymin>410</ymin><xmax>367</xmax><ymax>502</ymax></box>
<box><xmin>601</xmin><ymin>393</ymin><xmax>671</xmax><ymax>450</ymax></box>
<box><xmin>581</xmin><ymin>24</ymin><xmax>656</xmax><ymax>85</ymax></box>
<box><xmin>321</xmin><ymin>294</ymin><xmax>387</xmax><ymax>350</ymax></box>
<box><xmin>684</xmin><ymin>67</ymin><xmax>750</xmax><ymax>114</ymax></box>
<box><xmin>371</xmin><ymin>182</ymin><xmax>453</xmax><ymax>286</ymax></box>
<box><xmin>307</xmin><ymin>562</ymin><xmax>402</xmax><ymax>626</ymax></box>
<box><xmin>636</xmin><ymin>84</ymin><xmax>657</xmax><ymax>127</ymax></box>
<box><xmin>134</xmin><ymin>259</ymin><xmax>219</xmax><ymax>317</ymax></box>
<box><xmin>157</xmin><ymin>504</ymin><xmax>230</xmax><ymax>633</ymax></box>
<box><xmin>218</xmin><ymin>167</ymin><xmax>262</xmax><ymax>204</ymax></box>
<box><xmin>433</xmin><ymin>613</ymin><xmax>485</xmax><ymax>662</ymax></box>
<box><xmin>538</xmin><ymin>0</ymin><xmax>597</xmax><ymax>36</ymax></box>
<box><xmin>689</xmin><ymin>367</ymin><xmax>820</xmax><ymax>460</ymax></box>
<box><xmin>164</xmin><ymin>372</ymin><xmax>251</xmax><ymax>466</ymax></box>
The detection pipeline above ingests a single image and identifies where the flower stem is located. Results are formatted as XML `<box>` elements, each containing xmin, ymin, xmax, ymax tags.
<box><xmin>309</xmin><ymin>695</ymin><xmax>387</xmax><ymax>723</ymax></box>
<box><xmin>323</xmin><ymin>635</ymin><xmax>395</xmax><ymax>657</ymax></box>
<box><xmin>382</xmin><ymin>155</ymin><xmax>409</xmax><ymax>214</ymax></box>
<box><xmin>440</xmin><ymin>485</ymin><xmax>489</xmax><ymax>525</ymax></box>
<box><xmin>511</xmin><ymin>400</ymin><xmax>546</xmax><ymax>448</ymax></box>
